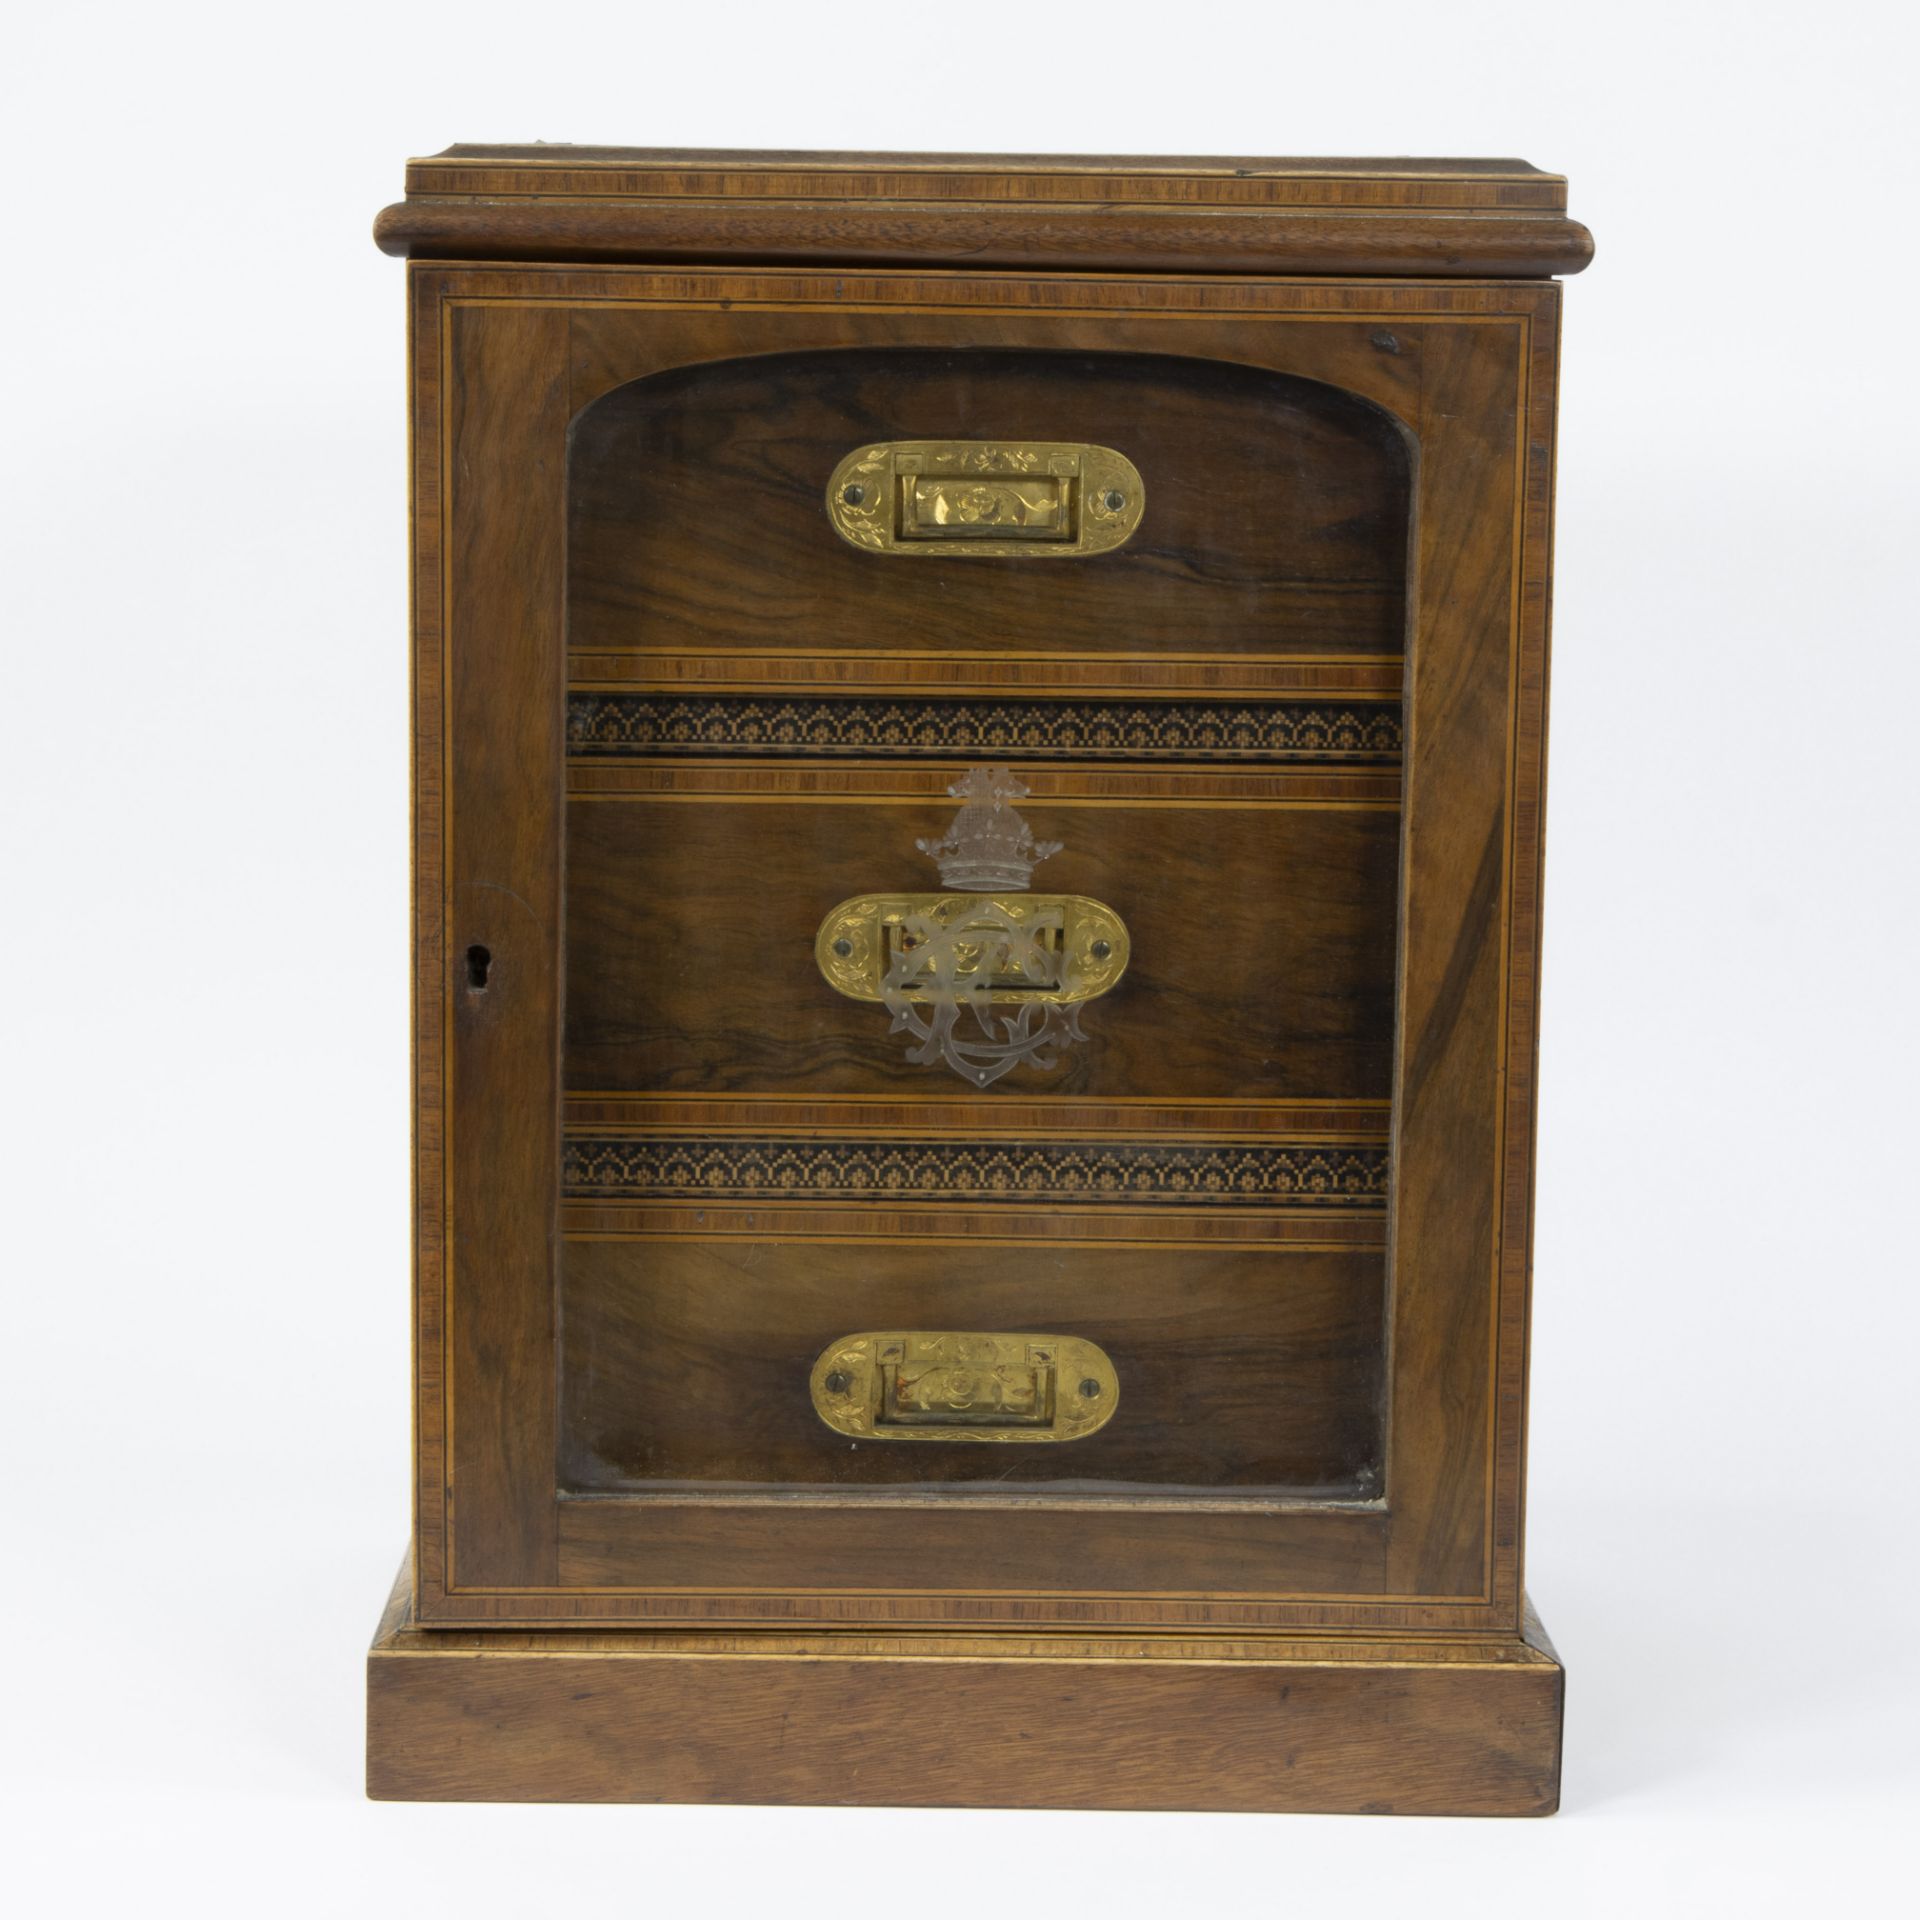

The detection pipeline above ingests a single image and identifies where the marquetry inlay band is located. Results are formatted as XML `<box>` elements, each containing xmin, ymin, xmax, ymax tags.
<box><xmin>565</xmin><ymin>694</ymin><xmax>1403</xmax><ymax>763</ymax></box>
<box><xmin>562</xmin><ymin>1137</ymin><xmax>1390</xmax><ymax>1207</ymax></box>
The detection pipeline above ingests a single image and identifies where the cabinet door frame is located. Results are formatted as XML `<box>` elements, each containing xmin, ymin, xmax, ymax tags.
<box><xmin>406</xmin><ymin>261</ymin><xmax>1561</xmax><ymax>1632</ymax></box>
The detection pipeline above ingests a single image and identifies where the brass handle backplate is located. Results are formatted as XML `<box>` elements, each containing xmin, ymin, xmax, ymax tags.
<box><xmin>811</xmin><ymin>1332</ymin><xmax>1119</xmax><ymax>1443</ymax></box>
<box><xmin>826</xmin><ymin>441</ymin><xmax>1144</xmax><ymax>558</ymax></box>
<box><xmin>816</xmin><ymin>893</ymin><xmax>1129</xmax><ymax>1007</ymax></box>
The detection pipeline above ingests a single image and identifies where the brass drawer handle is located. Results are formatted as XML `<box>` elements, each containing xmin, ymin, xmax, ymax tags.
<box><xmin>816</xmin><ymin>893</ymin><xmax>1129</xmax><ymax>1008</ymax></box>
<box><xmin>811</xmin><ymin>1333</ymin><xmax>1119</xmax><ymax>1443</ymax></box>
<box><xmin>827</xmin><ymin>440</ymin><xmax>1144</xmax><ymax>557</ymax></box>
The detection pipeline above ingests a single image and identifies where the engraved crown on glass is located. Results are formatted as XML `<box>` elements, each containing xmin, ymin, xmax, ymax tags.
<box><xmin>914</xmin><ymin>765</ymin><xmax>1062</xmax><ymax>892</ymax></box>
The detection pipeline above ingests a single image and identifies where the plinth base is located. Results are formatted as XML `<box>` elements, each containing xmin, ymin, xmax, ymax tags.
<box><xmin>366</xmin><ymin>1558</ymin><xmax>1563</xmax><ymax>1814</ymax></box>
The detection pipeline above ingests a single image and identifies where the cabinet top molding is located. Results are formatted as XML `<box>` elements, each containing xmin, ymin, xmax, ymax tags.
<box><xmin>373</xmin><ymin>146</ymin><xmax>1593</xmax><ymax>278</ymax></box>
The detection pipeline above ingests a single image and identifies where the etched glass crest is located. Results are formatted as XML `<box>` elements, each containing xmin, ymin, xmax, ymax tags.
<box><xmin>814</xmin><ymin>766</ymin><xmax>1130</xmax><ymax>1088</ymax></box>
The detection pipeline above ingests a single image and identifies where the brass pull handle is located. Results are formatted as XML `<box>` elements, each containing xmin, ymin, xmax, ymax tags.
<box><xmin>827</xmin><ymin>440</ymin><xmax>1144</xmax><ymax>557</ymax></box>
<box><xmin>816</xmin><ymin>893</ymin><xmax>1128</xmax><ymax>1008</ymax></box>
<box><xmin>811</xmin><ymin>1333</ymin><xmax>1119</xmax><ymax>1443</ymax></box>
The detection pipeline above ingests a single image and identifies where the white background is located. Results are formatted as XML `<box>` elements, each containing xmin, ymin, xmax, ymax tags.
<box><xmin>4</xmin><ymin>2</ymin><xmax>1915</xmax><ymax>1913</ymax></box>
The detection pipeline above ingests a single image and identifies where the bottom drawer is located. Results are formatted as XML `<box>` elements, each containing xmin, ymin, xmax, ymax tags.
<box><xmin>560</xmin><ymin>1239</ymin><xmax>1383</xmax><ymax>1500</ymax></box>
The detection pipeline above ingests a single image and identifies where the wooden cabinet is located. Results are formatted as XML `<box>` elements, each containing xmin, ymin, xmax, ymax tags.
<box><xmin>366</xmin><ymin>147</ymin><xmax>1592</xmax><ymax>1812</ymax></box>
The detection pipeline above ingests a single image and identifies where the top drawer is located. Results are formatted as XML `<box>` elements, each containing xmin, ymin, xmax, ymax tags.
<box><xmin>566</xmin><ymin>346</ymin><xmax>1411</xmax><ymax>658</ymax></box>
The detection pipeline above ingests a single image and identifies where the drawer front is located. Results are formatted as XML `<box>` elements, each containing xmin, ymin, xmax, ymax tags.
<box><xmin>566</xmin><ymin>346</ymin><xmax>1409</xmax><ymax>659</ymax></box>
<box><xmin>562</xmin><ymin>1240</ymin><xmax>1382</xmax><ymax>1499</ymax></box>
<box><xmin>565</xmin><ymin>792</ymin><xmax>1400</xmax><ymax>1101</ymax></box>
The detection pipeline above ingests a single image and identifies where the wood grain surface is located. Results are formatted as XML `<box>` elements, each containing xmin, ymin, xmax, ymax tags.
<box><xmin>567</xmin><ymin>347</ymin><xmax>1410</xmax><ymax>658</ymax></box>
<box><xmin>564</xmin><ymin>792</ymin><xmax>1402</xmax><ymax>1098</ymax></box>
<box><xmin>442</xmin><ymin>300</ymin><xmax>567</xmax><ymax>1590</ymax></box>
<box><xmin>551</xmin><ymin>1490</ymin><xmax>1392</xmax><ymax>1605</ymax></box>
<box><xmin>374</xmin><ymin>147</ymin><xmax>1592</xmax><ymax>277</ymax></box>
<box><xmin>368</xmin><ymin>1557</ymin><xmax>1564</xmax><ymax>1812</ymax></box>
